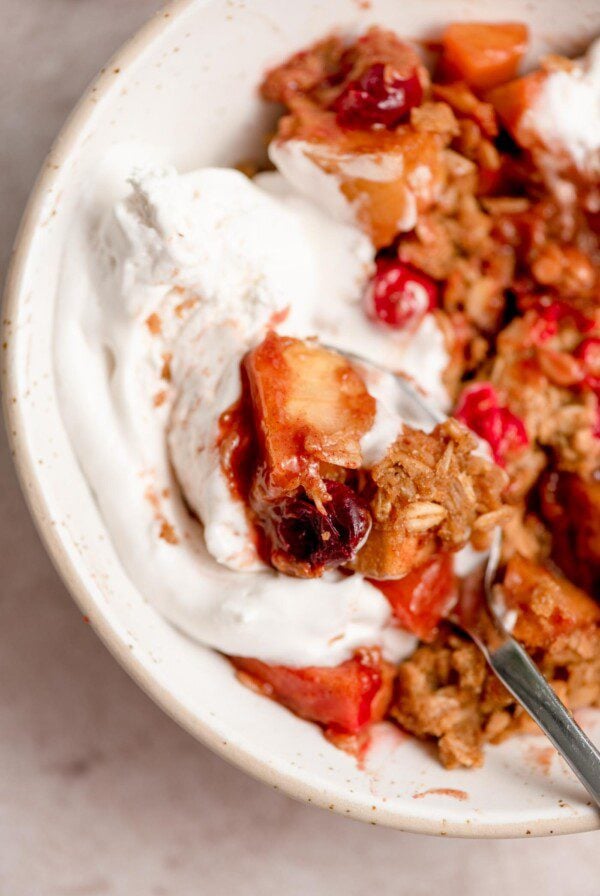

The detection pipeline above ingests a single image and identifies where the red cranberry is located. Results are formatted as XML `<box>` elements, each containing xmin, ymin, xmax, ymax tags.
<box><xmin>574</xmin><ymin>337</ymin><xmax>600</xmax><ymax>392</ymax></box>
<box><xmin>455</xmin><ymin>383</ymin><xmax>528</xmax><ymax>466</ymax></box>
<box><xmin>454</xmin><ymin>383</ymin><xmax>497</xmax><ymax>419</ymax></box>
<box><xmin>267</xmin><ymin>481</ymin><xmax>371</xmax><ymax>573</ymax></box>
<box><xmin>366</xmin><ymin>258</ymin><xmax>438</xmax><ymax>330</ymax></box>
<box><xmin>331</xmin><ymin>63</ymin><xmax>423</xmax><ymax>130</ymax></box>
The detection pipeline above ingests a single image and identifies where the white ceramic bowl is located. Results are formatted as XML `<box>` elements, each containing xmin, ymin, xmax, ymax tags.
<box><xmin>4</xmin><ymin>0</ymin><xmax>600</xmax><ymax>838</ymax></box>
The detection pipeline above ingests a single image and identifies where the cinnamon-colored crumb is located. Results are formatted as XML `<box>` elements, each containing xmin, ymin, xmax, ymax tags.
<box><xmin>159</xmin><ymin>521</ymin><xmax>179</xmax><ymax>545</ymax></box>
<box><xmin>160</xmin><ymin>352</ymin><xmax>172</xmax><ymax>381</ymax></box>
<box><xmin>146</xmin><ymin>313</ymin><xmax>162</xmax><ymax>335</ymax></box>
<box><xmin>174</xmin><ymin>296</ymin><xmax>199</xmax><ymax>318</ymax></box>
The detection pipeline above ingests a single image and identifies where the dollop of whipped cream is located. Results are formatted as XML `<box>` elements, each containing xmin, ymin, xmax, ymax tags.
<box><xmin>55</xmin><ymin>158</ymin><xmax>452</xmax><ymax>667</ymax></box>
<box><xmin>525</xmin><ymin>38</ymin><xmax>600</xmax><ymax>176</ymax></box>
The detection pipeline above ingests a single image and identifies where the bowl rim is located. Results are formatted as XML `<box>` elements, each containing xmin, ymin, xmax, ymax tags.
<box><xmin>3</xmin><ymin>0</ymin><xmax>599</xmax><ymax>839</ymax></box>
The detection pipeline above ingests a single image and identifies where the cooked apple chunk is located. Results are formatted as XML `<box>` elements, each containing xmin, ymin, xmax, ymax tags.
<box><xmin>354</xmin><ymin>521</ymin><xmax>436</xmax><ymax>581</ymax></box>
<box><xmin>540</xmin><ymin>472</ymin><xmax>600</xmax><ymax>595</ymax></box>
<box><xmin>243</xmin><ymin>332</ymin><xmax>375</xmax><ymax>500</ymax></box>
<box><xmin>501</xmin><ymin>554</ymin><xmax>600</xmax><ymax>650</ymax></box>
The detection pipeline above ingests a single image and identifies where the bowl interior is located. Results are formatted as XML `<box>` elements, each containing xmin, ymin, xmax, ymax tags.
<box><xmin>4</xmin><ymin>0</ymin><xmax>600</xmax><ymax>837</ymax></box>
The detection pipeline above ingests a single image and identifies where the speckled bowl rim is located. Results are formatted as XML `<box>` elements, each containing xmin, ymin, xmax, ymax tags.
<box><xmin>2</xmin><ymin>0</ymin><xmax>599</xmax><ymax>838</ymax></box>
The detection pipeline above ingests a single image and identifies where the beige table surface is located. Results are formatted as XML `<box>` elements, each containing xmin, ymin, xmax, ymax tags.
<box><xmin>1</xmin><ymin>2</ymin><xmax>599</xmax><ymax>894</ymax></box>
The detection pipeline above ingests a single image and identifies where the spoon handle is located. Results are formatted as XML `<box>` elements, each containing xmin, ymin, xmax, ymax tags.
<box><xmin>483</xmin><ymin>635</ymin><xmax>600</xmax><ymax>807</ymax></box>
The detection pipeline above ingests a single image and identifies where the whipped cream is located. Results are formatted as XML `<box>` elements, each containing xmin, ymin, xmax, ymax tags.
<box><xmin>525</xmin><ymin>38</ymin><xmax>600</xmax><ymax>176</ymax></box>
<box><xmin>55</xmin><ymin>154</ymin><xmax>452</xmax><ymax>667</ymax></box>
<box><xmin>268</xmin><ymin>139</ymin><xmax>358</xmax><ymax>226</ymax></box>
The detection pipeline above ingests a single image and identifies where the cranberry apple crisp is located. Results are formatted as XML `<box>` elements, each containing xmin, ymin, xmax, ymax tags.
<box><xmin>221</xmin><ymin>22</ymin><xmax>600</xmax><ymax>767</ymax></box>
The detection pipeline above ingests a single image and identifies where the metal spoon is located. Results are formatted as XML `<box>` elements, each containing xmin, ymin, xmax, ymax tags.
<box><xmin>334</xmin><ymin>345</ymin><xmax>600</xmax><ymax>806</ymax></box>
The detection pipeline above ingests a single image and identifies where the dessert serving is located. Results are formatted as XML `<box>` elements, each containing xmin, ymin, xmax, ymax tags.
<box><xmin>55</xmin><ymin>21</ymin><xmax>600</xmax><ymax>769</ymax></box>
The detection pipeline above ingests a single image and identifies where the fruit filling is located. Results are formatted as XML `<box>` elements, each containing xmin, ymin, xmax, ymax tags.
<box><xmin>233</xmin><ymin>647</ymin><xmax>393</xmax><ymax>736</ymax></box>
<box><xmin>366</xmin><ymin>257</ymin><xmax>438</xmax><ymax>330</ymax></box>
<box><xmin>255</xmin><ymin>480</ymin><xmax>372</xmax><ymax>578</ymax></box>
<box><xmin>454</xmin><ymin>383</ymin><xmax>529</xmax><ymax>466</ymax></box>
<box><xmin>331</xmin><ymin>62</ymin><xmax>424</xmax><ymax>129</ymax></box>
